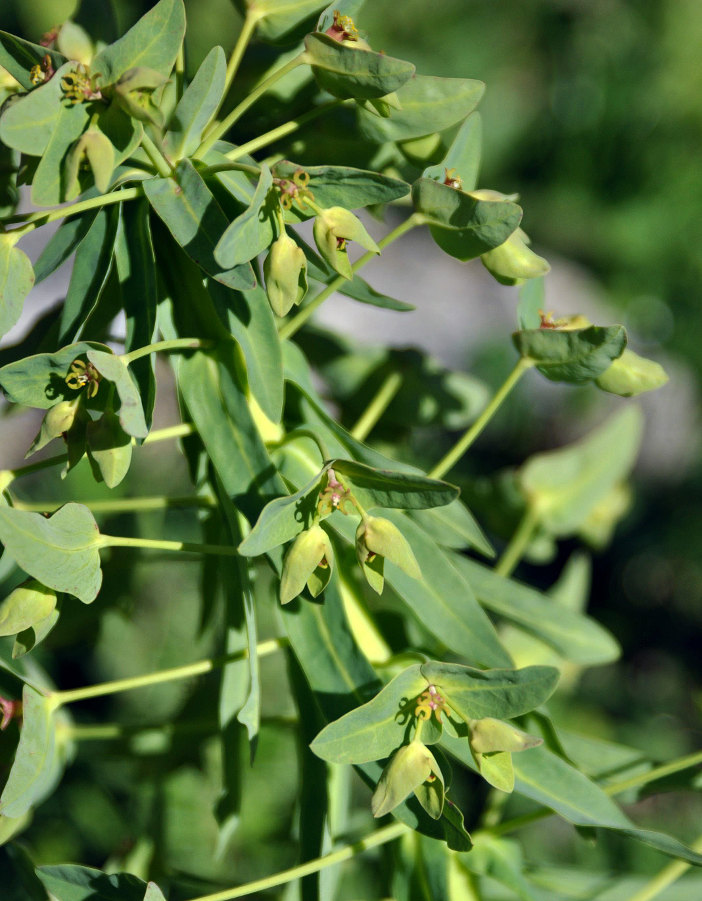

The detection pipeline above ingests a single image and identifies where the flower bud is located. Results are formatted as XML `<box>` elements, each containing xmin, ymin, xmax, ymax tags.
<box><xmin>356</xmin><ymin>515</ymin><xmax>421</xmax><ymax>594</ymax></box>
<box><xmin>313</xmin><ymin>207</ymin><xmax>380</xmax><ymax>280</ymax></box>
<box><xmin>280</xmin><ymin>524</ymin><xmax>334</xmax><ymax>604</ymax></box>
<box><xmin>469</xmin><ymin>718</ymin><xmax>542</xmax><ymax>754</ymax></box>
<box><xmin>26</xmin><ymin>400</ymin><xmax>80</xmax><ymax>457</ymax></box>
<box><xmin>263</xmin><ymin>233</ymin><xmax>308</xmax><ymax>317</ymax></box>
<box><xmin>481</xmin><ymin>228</ymin><xmax>550</xmax><ymax>286</ymax></box>
<box><xmin>371</xmin><ymin>741</ymin><xmax>444</xmax><ymax>818</ymax></box>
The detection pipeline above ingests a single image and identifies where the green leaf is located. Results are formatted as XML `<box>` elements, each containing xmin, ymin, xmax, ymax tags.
<box><xmin>36</xmin><ymin>866</ymin><xmax>147</xmax><ymax>901</ymax></box>
<box><xmin>113</xmin><ymin>200</ymin><xmax>158</xmax><ymax>429</ymax></box>
<box><xmin>214</xmin><ymin>164</ymin><xmax>275</xmax><ymax>267</ymax></box>
<box><xmin>273</xmin><ymin>160</ymin><xmax>410</xmax><ymax>223</ymax></box>
<box><xmin>421</xmin><ymin>662</ymin><xmax>558</xmax><ymax>722</ymax></box>
<box><xmin>143</xmin><ymin>884</ymin><xmax>167</xmax><ymax>901</ymax></box>
<box><xmin>460</xmin><ymin>835</ymin><xmax>543</xmax><ymax>901</ymax></box>
<box><xmin>0</xmin><ymin>504</ymin><xmax>102</xmax><ymax>604</ymax></box>
<box><xmin>412</xmin><ymin>178</ymin><xmax>522</xmax><ymax>260</ymax></box>
<box><xmin>240</xmin><ymin>468</ymin><xmax>329</xmax><ymax>557</ymax></box>
<box><xmin>423</xmin><ymin>112</ymin><xmax>483</xmax><ymax>191</ymax></box>
<box><xmin>358</xmin><ymin>75</ymin><xmax>485</xmax><ymax>143</ymax></box>
<box><xmin>520</xmin><ymin>406</ymin><xmax>643</xmax><ymax>536</ymax></box>
<box><xmin>33</xmin><ymin>209</ymin><xmax>100</xmax><ymax>284</ymax></box>
<box><xmin>13</xmin><ymin>607</ymin><xmax>61</xmax><ymax>659</ymax></box>
<box><xmin>332</xmin><ymin>459</ymin><xmax>458</xmax><ymax>510</ymax></box>
<box><xmin>595</xmin><ymin>348</ymin><xmax>669</xmax><ymax>397</ymax></box>
<box><xmin>0</xmin><ymin>62</ymin><xmax>72</xmax><ymax>156</ymax></box>
<box><xmin>0</xmin><ymin>32</ymin><xmax>66</xmax><ymax>90</ymax></box>
<box><xmin>86</xmin><ymin>350</ymin><xmax>149</xmax><ymax>439</ymax></box>
<box><xmin>456</xmin><ymin>557</ymin><xmax>620</xmax><ymax>665</ymax></box>
<box><xmin>94</xmin><ymin>103</ymin><xmax>143</xmax><ymax>168</ymax></box>
<box><xmin>331</xmin><ymin>511</ymin><xmax>511</xmax><ymax>667</ymax></box>
<box><xmin>513</xmin><ymin>325</ymin><xmax>627</xmax><ymax>383</ymax></box>
<box><xmin>144</xmin><ymin>159</ymin><xmax>255</xmax><ymax>290</ymax></box>
<box><xmin>304</xmin><ymin>33</ymin><xmax>415</xmax><ymax>100</ymax></box>
<box><xmin>31</xmin><ymin>99</ymin><xmax>91</xmax><ymax>206</ymax></box>
<box><xmin>0</xmin><ymin>237</ymin><xmax>35</xmax><ymax>340</ymax></box>
<box><xmin>0</xmin><ymin>580</ymin><xmax>57</xmax><ymax>638</ymax></box>
<box><xmin>0</xmin><ymin>686</ymin><xmax>58</xmax><ymax>817</ymax></box>
<box><xmin>408</xmin><ymin>500</ymin><xmax>495</xmax><ymax>557</ymax></box>
<box><xmin>475</xmin><ymin>749</ymin><xmax>515</xmax><ymax>792</ymax></box>
<box><xmin>92</xmin><ymin>0</ymin><xmax>186</xmax><ymax>86</ymax></box>
<box><xmin>0</xmin><ymin>341</ymin><xmax>105</xmax><ymax>409</ymax></box>
<box><xmin>58</xmin><ymin>207</ymin><xmax>119</xmax><ymax>343</ymax></box>
<box><xmin>311</xmin><ymin>665</ymin><xmax>428</xmax><ymax>764</ymax></box>
<box><xmin>164</xmin><ymin>46</ymin><xmax>226</xmax><ymax>159</ymax></box>
<box><xmin>86</xmin><ymin>411</ymin><xmax>133</xmax><ymax>488</ymax></box>
<box><xmin>517</xmin><ymin>276</ymin><xmax>545</xmax><ymax>330</ymax></box>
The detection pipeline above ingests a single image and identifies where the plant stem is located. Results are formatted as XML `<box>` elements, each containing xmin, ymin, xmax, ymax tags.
<box><xmin>51</xmin><ymin>638</ymin><xmax>286</xmax><ymax>707</ymax></box>
<box><xmin>494</xmin><ymin>505</ymin><xmax>540</xmax><ymax>578</ymax></box>
<box><xmin>487</xmin><ymin>748</ymin><xmax>702</xmax><ymax>838</ymax></box>
<box><xmin>280</xmin><ymin>214</ymin><xmax>422</xmax><ymax>341</ymax></box>
<box><xmin>200</xmin><ymin>161</ymin><xmax>261</xmax><ymax>179</ymax></box>
<box><xmin>2</xmin><ymin>423</ymin><xmax>195</xmax><ymax>486</ymax></box>
<box><xmin>99</xmin><ymin>535</ymin><xmax>240</xmax><ymax>556</ymax></box>
<box><xmin>7</xmin><ymin>187</ymin><xmax>142</xmax><ymax>237</ymax></box>
<box><xmin>189</xmin><ymin>821</ymin><xmax>408</xmax><ymax>901</ymax></box>
<box><xmin>120</xmin><ymin>337</ymin><xmax>213</xmax><ymax>365</ymax></box>
<box><xmin>223</xmin><ymin>12</ymin><xmax>260</xmax><ymax>97</ymax></box>
<box><xmin>197</xmin><ymin>52</ymin><xmax>307</xmax><ymax>157</ymax></box>
<box><xmin>222</xmin><ymin>100</ymin><xmax>344</xmax><ymax>163</ymax></box>
<box><xmin>11</xmin><ymin>494</ymin><xmax>216</xmax><ymax>515</ymax></box>
<box><xmin>428</xmin><ymin>357</ymin><xmax>533</xmax><ymax>480</ymax></box>
<box><xmin>628</xmin><ymin>833</ymin><xmax>702</xmax><ymax>901</ymax></box>
<box><xmin>350</xmin><ymin>371</ymin><xmax>403</xmax><ymax>442</ymax></box>
<box><xmin>140</xmin><ymin>130</ymin><xmax>174</xmax><ymax>177</ymax></box>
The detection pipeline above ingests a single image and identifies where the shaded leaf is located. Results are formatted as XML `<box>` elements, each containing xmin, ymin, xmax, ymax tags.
<box><xmin>513</xmin><ymin>325</ymin><xmax>627</xmax><ymax>384</ymax></box>
<box><xmin>0</xmin><ymin>32</ymin><xmax>66</xmax><ymax>90</ymax></box>
<box><xmin>0</xmin><ymin>341</ymin><xmax>104</xmax><ymax>409</ymax></box>
<box><xmin>333</xmin><ymin>459</ymin><xmax>458</xmax><ymax>510</ymax></box>
<box><xmin>36</xmin><ymin>866</ymin><xmax>147</xmax><ymax>901</ymax></box>
<box><xmin>86</xmin><ymin>350</ymin><xmax>148</xmax><ymax>438</ymax></box>
<box><xmin>31</xmin><ymin>101</ymin><xmax>91</xmax><ymax>207</ymax></box>
<box><xmin>304</xmin><ymin>32</ymin><xmax>415</xmax><ymax>100</ymax></box>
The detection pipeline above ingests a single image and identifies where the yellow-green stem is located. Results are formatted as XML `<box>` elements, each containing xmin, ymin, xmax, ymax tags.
<box><xmin>429</xmin><ymin>357</ymin><xmax>533</xmax><ymax>480</ymax></box>
<box><xmin>2</xmin><ymin>422</ymin><xmax>195</xmax><ymax>486</ymax></box>
<box><xmin>120</xmin><ymin>337</ymin><xmax>213</xmax><ymax>365</ymax></box>
<box><xmin>99</xmin><ymin>535</ymin><xmax>239</xmax><ymax>556</ymax></box>
<box><xmin>189</xmin><ymin>821</ymin><xmax>408</xmax><ymax>901</ymax></box>
<box><xmin>11</xmin><ymin>494</ymin><xmax>216</xmax><ymax>515</ymax></box>
<box><xmin>494</xmin><ymin>505</ymin><xmax>540</xmax><ymax>578</ymax></box>
<box><xmin>7</xmin><ymin>187</ymin><xmax>142</xmax><ymax>238</ymax></box>
<box><xmin>222</xmin><ymin>100</ymin><xmax>344</xmax><ymax>163</ymax></box>
<box><xmin>140</xmin><ymin>130</ymin><xmax>173</xmax><ymax>178</ymax></box>
<box><xmin>350</xmin><ymin>371</ymin><xmax>403</xmax><ymax>442</ymax></box>
<box><xmin>222</xmin><ymin>12</ymin><xmax>260</xmax><ymax>98</ymax></box>
<box><xmin>197</xmin><ymin>52</ymin><xmax>307</xmax><ymax>156</ymax></box>
<box><xmin>628</xmin><ymin>833</ymin><xmax>702</xmax><ymax>901</ymax></box>
<box><xmin>51</xmin><ymin>638</ymin><xmax>285</xmax><ymax>706</ymax></box>
<box><xmin>280</xmin><ymin>214</ymin><xmax>422</xmax><ymax>341</ymax></box>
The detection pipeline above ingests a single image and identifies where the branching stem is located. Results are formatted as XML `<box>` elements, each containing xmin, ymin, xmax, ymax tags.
<box><xmin>6</xmin><ymin>187</ymin><xmax>143</xmax><ymax>238</ymax></box>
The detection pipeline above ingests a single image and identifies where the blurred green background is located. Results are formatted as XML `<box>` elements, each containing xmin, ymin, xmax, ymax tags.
<box><xmin>1</xmin><ymin>0</ymin><xmax>701</xmax><ymax>897</ymax></box>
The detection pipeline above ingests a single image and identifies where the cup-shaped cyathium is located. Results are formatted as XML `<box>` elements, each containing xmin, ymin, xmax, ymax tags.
<box><xmin>263</xmin><ymin>232</ymin><xmax>308</xmax><ymax>317</ymax></box>
<box><xmin>355</xmin><ymin>515</ymin><xmax>421</xmax><ymax>594</ymax></box>
<box><xmin>313</xmin><ymin>206</ymin><xmax>380</xmax><ymax>280</ymax></box>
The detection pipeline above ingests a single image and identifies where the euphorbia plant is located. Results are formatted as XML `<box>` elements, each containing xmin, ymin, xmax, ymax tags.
<box><xmin>0</xmin><ymin>2</ymin><xmax>694</xmax><ymax>899</ymax></box>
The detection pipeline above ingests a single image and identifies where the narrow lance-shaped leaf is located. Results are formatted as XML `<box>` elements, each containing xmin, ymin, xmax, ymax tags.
<box><xmin>0</xmin><ymin>504</ymin><xmax>103</xmax><ymax>604</ymax></box>
<box><xmin>164</xmin><ymin>45</ymin><xmax>226</xmax><ymax>159</ymax></box>
<box><xmin>144</xmin><ymin>159</ymin><xmax>255</xmax><ymax>290</ymax></box>
<box><xmin>333</xmin><ymin>459</ymin><xmax>459</xmax><ymax>510</ymax></box>
<box><xmin>31</xmin><ymin>101</ymin><xmax>91</xmax><ymax>207</ymax></box>
<box><xmin>92</xmin><ymin>0</ymin><xmax>186</xmax><ymax>86</ymax></box>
